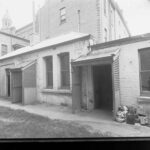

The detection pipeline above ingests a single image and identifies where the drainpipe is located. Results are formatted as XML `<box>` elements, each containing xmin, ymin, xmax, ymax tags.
<box><xmin>77</xmin><ymin>10</ymin><xmax>81</xmax><ymax>32</ymax></box>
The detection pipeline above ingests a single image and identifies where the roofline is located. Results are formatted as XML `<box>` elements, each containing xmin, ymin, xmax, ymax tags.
<box><xmin>16</xmin><ymin>23</ymin><xmax>33</xmax><ymax>32</ymax></box>
<box><xmin>0</xmin><ymin>31</ymin><xmax>30</xmax><ymax>42</ymax></box>
<box><xmin>91</xmin><ymin>33</ymin><xmax>150</xmax><ymax>50</ymax></box>
<box><xmin>0</xmin><ymin>34</ymin><xmax>91</xmax><ymax>61</ymax></box>
<box><xmin>110</xmin><ymin>0</ymin><xmax>131</xmax><ymax>36</ymax></box>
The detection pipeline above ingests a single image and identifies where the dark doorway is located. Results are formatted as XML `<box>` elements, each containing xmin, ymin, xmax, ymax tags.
<box><xmin>7</xmin><ymin>72</ymin><xmax>11</xmax><ymax>97</ymax></box>
<box><xmin>6</xmin><ymin>70</ymin><xmax>11</xmax><ymax>97</ymax></box>
<box><xmin>93</xmin><ymin>64</ymin><xmax>113</xmax><ymax>111</ymax></box>
<box><xmin>11</xmin><ymin>69</ymin><xmax>22</xmax><ymax>104</ymax></box>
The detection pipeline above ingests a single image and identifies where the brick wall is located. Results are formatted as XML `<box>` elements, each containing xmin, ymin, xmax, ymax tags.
<box><xmin>37</xmin><ymin>0</ymin><xmax>130</xmax><ymax>43</ymax></box>
<box><xmin>119</xmin><ymin>41</ymin><xmax>150</xmax><ymax>107</ymax></box>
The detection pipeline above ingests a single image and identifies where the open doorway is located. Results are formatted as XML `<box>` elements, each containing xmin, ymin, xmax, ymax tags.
<box><xmin>93</xmin><ymin>64</ymin><xmax>113</xmax><ymax>112</ymax></box>
<box><xmin>6</xmin><ymin>70</ymin><xmax>11</xmax><ymax>97</ymax></box>
<box><xmin>11</xmin><ymin>69</ymin><xmax>22</xmax><ymax>104</ymax></box>
<box><xmin>7</xmin><ymin>72</ymin><xmax>11</xmax><ymax>97</ymax></box>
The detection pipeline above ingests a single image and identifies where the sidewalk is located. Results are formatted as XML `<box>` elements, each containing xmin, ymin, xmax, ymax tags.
<box><xmin>0</xmin><ymin>98</ymin><xmax>150</xmax><ymax>137</ymax></box>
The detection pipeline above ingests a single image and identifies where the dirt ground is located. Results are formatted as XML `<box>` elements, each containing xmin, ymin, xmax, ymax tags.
<box><xmin>0</xmin><ymin>99</ymin><xmax>150</xmax><ymax>138</ymax></box>
<box><xmin>0</xmin><ymin>106</ymin><xmax>109</xmax><ymax>138</ymax></box>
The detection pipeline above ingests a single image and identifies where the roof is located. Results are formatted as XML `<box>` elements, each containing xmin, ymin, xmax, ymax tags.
<box><xmin>91</xmin><ymin>33</ymin><xmax>150</xmax><ymax>50</ymax></box>
<box><xmin>72</xmin><ymin>48</ymin><xmax>119</xmax><ymax>66</ymax></box>
<box><xmin>0</xmin><ymin>31</ymin><xmax>30</xmax><ymax>42</ymax></box>
<box><xmin>0</xmin><ymin>32</ymin><xmax>90</xmax><ymax>61</ymax></box>
<box><xmin>16</xmin><ymin>23</ymin><xmax>33</xmax><ymax>33</ymax></box>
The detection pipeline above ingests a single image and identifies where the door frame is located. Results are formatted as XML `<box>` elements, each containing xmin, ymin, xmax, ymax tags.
<box><xmin>5</xmin><ymin>69</ymin><xmax>12</xmax><ymax>98</ymax></box>
<box><xmin>92</xmin><ymin>63</ymin><xmax>115</xmax><ymax>114</ymax></box>
<box><xmin>10</xmin><ymin>68</ymin><xmax>23</xmax><ymax>104</ymax></box>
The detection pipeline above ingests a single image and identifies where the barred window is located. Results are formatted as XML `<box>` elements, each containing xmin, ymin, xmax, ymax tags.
<box><xmin>45</xmin><ymin>56</ymin><xmax>53</xmax><ymax>88</ymax></box>
<box><xmin>59</xmin><ymin>53</ymin><xmax>70</xmax><ymax>89</ymax></box>
<box><xmin>139</xmin><ymin>49</ymin><xmax>150</xmax><ymax>96</ymax></box>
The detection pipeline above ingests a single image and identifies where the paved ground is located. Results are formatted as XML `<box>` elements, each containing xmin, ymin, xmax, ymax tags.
<box><xmin>0</xmin><ymin>99</ymin><xmax>150</xmax><ymax>137</ymax></box>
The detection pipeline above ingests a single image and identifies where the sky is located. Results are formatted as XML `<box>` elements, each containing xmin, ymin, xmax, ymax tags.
<box><xmin>0</xmin><ymin>0</ymin><xmax>45</xmax><ymax>29</ymax></box>
<box><xmin>115</xmin><ymin>0</ymin><xmax>150</xmax><ymax>35</ymax></box>
<box><xmin>0</xmin><ymin>0</ymin><xmax>149</xmax><ymax>36</ymax></box>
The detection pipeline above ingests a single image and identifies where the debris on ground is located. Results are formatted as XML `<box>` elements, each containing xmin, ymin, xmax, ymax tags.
<box><xmin>115</xmin><ymin>106</ymin><xmax>128</xmax><ymax>123</ymax></box>
<box><xmin>116</xmin><ymin>105</ymin><xmax>149</xmax><ymax>126</ymax></box>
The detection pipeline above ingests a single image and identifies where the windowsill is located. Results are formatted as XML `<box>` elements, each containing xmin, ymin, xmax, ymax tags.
<box><xmin>42</xmin><ymin>88</ymin><xmax>72</xmax><ymax>95</ymax></box>
<box><xmin>137</xmin><ymin>96</ymin><xmax>150</xmax><ymax>103</ymax></box>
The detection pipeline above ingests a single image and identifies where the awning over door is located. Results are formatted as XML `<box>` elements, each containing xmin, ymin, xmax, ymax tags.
<box><xmin>9</xmin><ymin>60</ymin><xmax>36</xmax><ymax>71</ymax></box>
<box><xmin>72</xmin><ymin>48</ymin><xmax>120</xmax><ymax>66</ymax></box>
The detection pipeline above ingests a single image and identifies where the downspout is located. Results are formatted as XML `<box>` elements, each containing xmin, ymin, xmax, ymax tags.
<box><xmin>77</xmin><ymin>10</ymin><xmax>81</xmax><ymax>32</ymax></box>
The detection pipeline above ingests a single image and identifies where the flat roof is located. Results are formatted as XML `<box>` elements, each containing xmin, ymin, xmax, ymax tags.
<box><xmin>72</xmin><ymin>48</ymin><xmax>119</xmax><ymax>66</ymax></box>
<box><xmin>0</xmin><ymin>32</ymin><xmax>90</xmax><ymax>61</ymax></box>
<box><xmin>91</xmin><ymin>33</ymin><xmax>150</xmax><ymax>50</ymax></box>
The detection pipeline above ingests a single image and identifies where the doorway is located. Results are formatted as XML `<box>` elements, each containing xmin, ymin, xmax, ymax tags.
<box><xmin>6</xmin><ymin>69</ymin><xmax>11</xmax><ymax>97</ymax></box>
<box><xmin>11</xmin><ymin>69</ymin><xmax>22</xmax><ymax>104</ymax></box>
<box><xmin>93</xmin><ymin>64</ymin><xmax>113</xmax><ymax>112</ymax></box>
<box><xmin>7</xmin><ymin>72</ymin><xmax>11</xmax><ymax>97</ymax></box>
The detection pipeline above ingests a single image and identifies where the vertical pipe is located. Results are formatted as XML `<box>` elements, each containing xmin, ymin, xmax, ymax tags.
<box><xmin>32</xmin><ymin>0</ymin><xmax>36</xmax><ymax>35</ymax></box>
<box><xmin>77</xmin><ymin>10</ymin><xmax>81</xmax><ymax>32</ymax></box>
<box><xmin>39</xmin><ymin>5</ymin><xmax>41</xmax><ymax>41</ymax></box>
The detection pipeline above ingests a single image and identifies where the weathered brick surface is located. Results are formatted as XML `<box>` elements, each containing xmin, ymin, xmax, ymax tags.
<box><xmin>37</xmin><ymin>0</ymin><xmax>130</xmax><ymax>43</ymax></box>
<box><xmin>119</xmin><ymin>41</ymin><xmax>150</xmax><ymax>108</ymax></box>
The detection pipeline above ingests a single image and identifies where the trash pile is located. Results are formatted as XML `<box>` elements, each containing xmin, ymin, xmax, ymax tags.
<box><xmin>115</xmin><ymin>105</ymin><xmax>149</xmax><ymax>126</ymax></box>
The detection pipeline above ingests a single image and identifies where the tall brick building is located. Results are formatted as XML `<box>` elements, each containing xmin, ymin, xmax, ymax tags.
<box><xmin>34</xmin><ymin>0</ymin><xmax>130</xmax><ymax>43</ymax></box>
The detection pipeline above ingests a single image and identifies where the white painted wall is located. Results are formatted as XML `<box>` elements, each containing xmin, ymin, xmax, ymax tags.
<box><xmin>0</xmin><ymin>38</ymin><xmax>89</xmax><ymax>107</ymax></box>
<box><xmin>119</xmin><ymin>40</ymin><xmax>150</xmax><ymax>110</ymax></box>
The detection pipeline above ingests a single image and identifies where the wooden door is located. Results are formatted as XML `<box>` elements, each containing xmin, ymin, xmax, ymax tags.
<box><xmin>22</xmin><ymin>63</ymin><xmax>37</xmax><ymax>105</ymax></box>
<box><xmin>11</xmin><ymin>70</ymin><xmax>22</xmax><ymax>103</ymax></box>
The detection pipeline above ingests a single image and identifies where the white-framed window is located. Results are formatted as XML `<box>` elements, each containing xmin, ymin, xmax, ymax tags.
<box><xmin>1</xmin><ymin>44</ymin><xmax>8</xmax><ymax>56</ymax></box>
<box><xmin>139</xmin><ymin>48</ymin><xmax>150</xmax><ymax>96</ymax></box>
<box><xmin>60</xmin><ymin>7</ymin><xmax>66</xmax><ymax>24</ymax></box>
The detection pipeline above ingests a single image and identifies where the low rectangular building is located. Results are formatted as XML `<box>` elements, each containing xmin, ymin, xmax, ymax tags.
<box><xmin>1</xmin><ymin>32</ymin><xmax>150</xmax><ymax>119</ymax></box>
<box><xmin>0</xmin><ymin>32</ymin><xmax>90</xmax><ymax>106</ymax></box>
<box><xmin>72</xmin><ymin>33</ymin><xmax>150</xmax><ymax>117</ymax></box>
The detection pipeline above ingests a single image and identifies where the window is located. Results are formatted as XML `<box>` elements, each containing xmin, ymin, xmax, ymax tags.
<box><xmin>59</xmin><ymin>53</ymin><xmax>70</xmax><ymax>89</ymax></box>
<box><xmin>104</xmin><ymin>0</ymin><xmax>107</xmax><ymax>16</ymax></box>
<box><xmin>104</xmin><ymin>28</ymin><xmax>107</xmax><ymax>42</ymax></box>
<box><xmin>60</xmin><ymin>7</ymin><xmax>66</xmax><ymax>24</ymax></box>
<box><xmin>35</xmin><ymin>15</ymin><xmax>39</xmax><ymax>34</ymax></box>
<box><xmin>45</xmin><ymin>56</ymin><xmax>53</xmax><ymax>88</ymax></box>
<box><xmin>1</xmin><ymin>44</ymin><xmax>7</xmax><ymax>56</ymax></box>
<box><xmin>139</xmin><ymin>49</ymin><xmax>150</xmax><ymax>96</ymax></box>
<box><xmin>110</xmin><ymin>7</ymin><xmax>114</xmax><ymax>26</ymax></box>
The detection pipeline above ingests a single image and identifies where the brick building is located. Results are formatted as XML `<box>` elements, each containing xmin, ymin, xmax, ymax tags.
<box><xmin>1</xmin><ymin>32</ymin><xmax>150</xmax><ymax>119</ymax></box>
<box><xmin>34</xmin><ymin>0</ymin><xmax>130</xmax><ymax>43</ymax></box>
<box><xmin>72</xmin><ymin>33</ymin><xmax>150</xmax><ymax>117</ymax></box>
